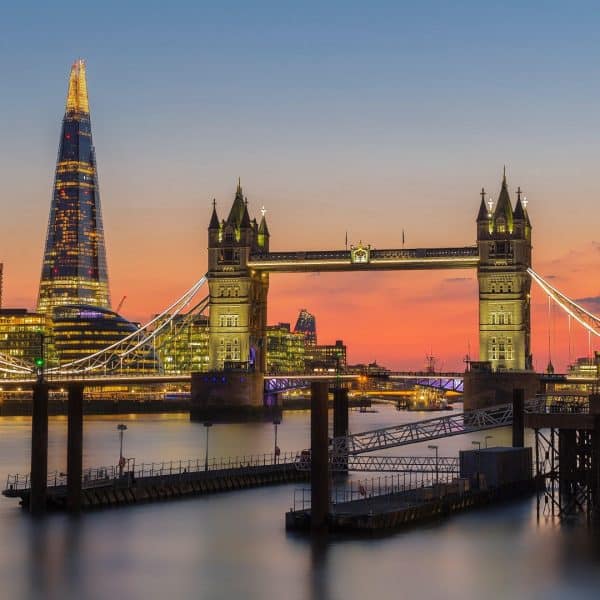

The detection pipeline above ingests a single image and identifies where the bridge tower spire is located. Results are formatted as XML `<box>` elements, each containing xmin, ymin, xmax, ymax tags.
<box><xmin>476</xmin><ymin>169</ymin><xmax>532</xmax><ymax>371</ymax></box>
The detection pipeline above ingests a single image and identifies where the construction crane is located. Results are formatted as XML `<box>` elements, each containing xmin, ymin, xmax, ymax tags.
<box><xmin>116</xmin><ymin>295</ymin><xmax>127</xmax><ymax>314</ymax></box>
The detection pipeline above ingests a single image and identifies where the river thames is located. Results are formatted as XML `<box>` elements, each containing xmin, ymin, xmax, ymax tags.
<box><xmin>1</xmin><ymin>404</ymin><xmax>599</xmax><ymax>600</ymax></box>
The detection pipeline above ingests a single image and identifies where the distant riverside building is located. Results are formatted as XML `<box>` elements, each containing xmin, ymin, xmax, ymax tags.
<box><xmin>568</xmin><ymin>354</ymin><xmax>600</xmax><ymax>377</ymax></box>
<box><xmin>37</xmin><ymin>59</ymin><xmax>111</xmax><ymax>315</ymax></box>
<box><xmin>51</xmin><ymin>305</ymin><xmax>153</xmax><ymax>370</ymax></box>
<box><xmin>154</xmin><ymin>314</ymin><xmax>210</xmax><ymax>373</ymax></box>
<box><xmin>0</xmin><ymin>309</ymin><xmax>49</xmax><ymax>365</ymax></box>
<box><xmin>308</xmin><ymin>340</ymin><xmax>347</xmax><ymax>372</ymax></box>
<box><xmin>294</xmin><ymin>308</ymin><xmax>317</xmax><ymax>345</ymax></box>
<box><xmin>265</xmin><ymin>323</ymin><xmax>307</xmax><ymax>374</ymax></box>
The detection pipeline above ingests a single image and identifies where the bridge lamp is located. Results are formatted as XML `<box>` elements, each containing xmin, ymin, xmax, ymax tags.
<box><xmin>117</xmin><ymin>424</ymin><xmax>128</xmax><ymax>476</ymax></box>
<box><xmin>428</xmin><ymin>444</ymin><xmax>439</xmax><ymax>485</ymax></box>
<box><xmin>203</xmin><ymin>422</ymin><xmax>213</xmax><ymax>472</ymax></box>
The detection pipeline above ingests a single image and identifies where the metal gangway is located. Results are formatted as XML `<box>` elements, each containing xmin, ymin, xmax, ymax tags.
<box><xmin>297</xmin><ymin>454</ymin><xmax>460</xmax><ymax>473</ymax></box>
<box><xmin>333</xmin><ymin>398</ymin><xmax>543</xmax><ymax>455</ymax></box>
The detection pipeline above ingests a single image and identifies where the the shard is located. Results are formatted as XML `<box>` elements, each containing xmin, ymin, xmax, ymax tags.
<box><xmin>37</xmin><ymin>59</ymin><xmax>111</xmax><ymax>314</ymax></box>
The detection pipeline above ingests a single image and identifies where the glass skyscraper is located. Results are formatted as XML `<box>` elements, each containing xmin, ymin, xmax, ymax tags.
<box><xmin>37</xmin><ymin>59</ymin><xmax>110</xmax><ymax>314</ymax></box>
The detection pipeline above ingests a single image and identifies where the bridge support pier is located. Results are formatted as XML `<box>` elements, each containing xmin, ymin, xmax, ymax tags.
<box><xmin>30</xmin><ymin>382</ymin><xmax>49</xmax><ymax>515</ymax></box>
<box><xmin>311</xmin><ymin>381</ymin><xmax>329</xmax><ymax>532</ymax></box>
<box><xmin>333</xmin><ymin>388</ymin><xmax>349</xmax><ymax>473</ymax></box>
<box><xmin>512</xmin><ymin>388</ymin><xmax>524</xmax><ymax>448</ymax></box>
<box><xmin>67</xmin><ymin>383</ymin><xmax>84</xmax><ymax>513</ymax></box>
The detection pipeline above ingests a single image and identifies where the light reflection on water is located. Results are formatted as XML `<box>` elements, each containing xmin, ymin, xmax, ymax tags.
<box><xmin>0</xmin><ymin>404</ymin><xmax>599</xmax><ymax>600</ymax></box>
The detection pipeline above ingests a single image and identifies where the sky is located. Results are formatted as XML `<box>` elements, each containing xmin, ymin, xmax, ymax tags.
<box><xmin>1</xmin><ymin>1</ymin><xmax>600</xmax><ymax>371</ymax></box>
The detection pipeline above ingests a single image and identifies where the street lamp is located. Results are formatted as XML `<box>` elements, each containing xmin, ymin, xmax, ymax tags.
<box><xmin>485</xmin><ymin>435</ymin><xmax>493</xmax><ymax>449</ymax></box>
<box><xmin>204</xmin><ymin>422</ymin><xmax>213</xmax><ymax>471</ymax></box>
<box><xmin>273</xmin><ymin>416</ymin><xmax>281</xmax><ymax>464</ymax></box>
<box><xmin>428</xmin><ymin>444</ymin><xmax>439</xmax><ymax>485</ymax></box>
<box><xmin>117</xmin><ymin>424</ymin><xmax>127</xmax><ymax>476</ymax></box>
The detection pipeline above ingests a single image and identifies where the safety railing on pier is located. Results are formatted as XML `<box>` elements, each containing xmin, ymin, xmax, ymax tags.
<box><xmin>4</xmin><ymin>450</ymin><xmax>300</xmax><ymax>493</ymax></box>
<box><xmin>292</xmin><ymin>471</ymin><xmax>456</xmax><ymax>512</ymax></box>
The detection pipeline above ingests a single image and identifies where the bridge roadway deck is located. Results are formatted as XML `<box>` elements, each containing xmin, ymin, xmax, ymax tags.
<box><xmin>247</xmin><ymin>246</ymin><xmax>480</xmax><ymax>273</ymax></box>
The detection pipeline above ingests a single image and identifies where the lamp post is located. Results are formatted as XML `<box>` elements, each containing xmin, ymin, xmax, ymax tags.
<box><xmin>204</xmin><ymin>422</ymin><xmax>213</xmax><ymax>471</ymax></box>
<box><xmin>485</xmin><ymin>435</ymin><xmax>493</xmax><ymax>449</ymax></box>
<box><xmin>428</xmin><ymin>444</ymin><xmax>439</xmax><ymax>485</ymax></box>
<box><xmin>273</xmin><ymin>416</ymin><xmax>281</xmax><ymax>464</ymax></box>
<box><xmin>117</xmin><ymin>424</ymin><xmax>127</xmax><ymax>476</ymax></box>
<box><xmin>472</xmin><ymin>440</ymin><xmax>481</xmax><ymax>489</ymax></box>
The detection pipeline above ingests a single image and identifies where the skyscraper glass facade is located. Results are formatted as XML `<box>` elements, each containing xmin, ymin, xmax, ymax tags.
<box><xmin>37</xmin><ymin>60</ymin><xmax>110</xmax><ymax>314</ymax></box>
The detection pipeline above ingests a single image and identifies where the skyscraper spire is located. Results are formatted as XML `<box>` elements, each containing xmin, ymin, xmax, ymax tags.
<box><xmin>66</xmin><ymin>59</ymin><xmax>90</xmax><ymax>115</ymax></box>
<box><xmin>37</xmin><ymin>60</ymin><xmax>110</xmax><ymax>314</ymax></box>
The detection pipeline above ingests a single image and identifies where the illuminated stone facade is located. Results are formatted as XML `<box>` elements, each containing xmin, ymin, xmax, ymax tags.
<box><xmin>477</xmin><ymin>172</ymin><xmax>532</xmax><ymax>371</ymax></box>
<box><xmin>37</xmin><ymin>60</ymin><xmax>110</xmax><ymax>314</ymax></box>
<box><xmin>207</xmin><ymin>182</ymin><xmax>270</xmax><ymax>371</ymax></box>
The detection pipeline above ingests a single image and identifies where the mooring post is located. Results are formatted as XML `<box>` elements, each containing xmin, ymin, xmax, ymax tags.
<box><xmin>333</xmin><ymin>387</ymin><xmax>349</xmax><ymax>473</ymax></box>
<box><xmin>512</xmin><ymin>388</ymin><xmax>525</xmax><ymax>448</ymax></box>
<box><xmin>30</xmin><ymin>382</ymin><xmax>49</xmax><ymax>515</ymax></box>
<box><xmin>67</xmin><ymin>383</ymin><xmax>84</xmax><ymax>513</ymax></box>
<box><xmin>311</xmin><ymin>381</ymin><xmax>329</xmax><ymax>532</ymax></box>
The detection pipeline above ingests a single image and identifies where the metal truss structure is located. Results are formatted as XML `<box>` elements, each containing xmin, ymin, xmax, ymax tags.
<box><xmin>534</xmin><ymin>427</ymin><xmax>596</xmax><ymax>522</ymax></box>
<box><xmin>0</xmin><ymin>352</ymin><xmax>34</xmax><ymax>376</ymax></box>
<box><xmin>333</xmin><ymin>398</ymin><xmax>543</xmax><ymax>455</ymax></box>
<box><xmin>387</xmin><ymin>372</ymin><xmax>464</xmax><ymax>393</ymax></box>
<box><xmin>46</xmin><ymin>276</ymin><xmax>208</xmax><ymax>376</ymax></box>
<box><xmin>295</xmin><ymin>454</ymin><xmax>460</xmax><ymax>473</ymax></box>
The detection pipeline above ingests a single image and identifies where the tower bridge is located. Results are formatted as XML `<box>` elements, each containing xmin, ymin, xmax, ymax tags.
<box><xmin>193</xmin><ymin>172</ymin><xmax>535</xmax><ymax>419</ymax></box>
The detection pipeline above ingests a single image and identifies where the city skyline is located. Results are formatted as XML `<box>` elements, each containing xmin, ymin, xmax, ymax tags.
<box><xmin>1</xmin><ymin>2</ymin><xmax>599</xmax><ymax>371</ymax></box>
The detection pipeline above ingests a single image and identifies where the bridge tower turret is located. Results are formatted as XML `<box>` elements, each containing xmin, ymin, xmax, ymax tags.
<box><xmin>476</xmin><ymin>170</ymin><xmax>532</xmax><ymax>371</ymax></box>
<box><xmin>206</xmin><ymin>181</ymin><xmax>269</xmax><ymax>375</ymax></box>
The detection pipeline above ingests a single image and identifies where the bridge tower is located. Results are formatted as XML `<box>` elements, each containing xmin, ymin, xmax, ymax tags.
<box><xmin>476</xmin><ymin>170</ymin><xmax>532</xmax><ymax>371</ymax></box>
<box><xmin>192</xmin><ymin>181</ymin><xmax>271</xmax><ymax>419</ymax></box>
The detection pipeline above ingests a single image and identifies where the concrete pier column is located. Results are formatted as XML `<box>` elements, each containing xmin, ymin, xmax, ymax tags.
<box><xmin>311</xmin><ymin>381</ymin><xmax>329</xmax><ymax>532</ymax></box>
<box><xmin>67</xmin><ymin>383</ymin><xmax>84</xmax><ymax>513</ymax></box>
<box><xmin>512</xmin><ymin>388</ymin><xmax>525</xmax><ymax>448</ymax></box>
<box><xmin>30</xmin><ymin>382</ymin><xmax>49</xmax><ymax>515</ymax></box>
<box><xmin>333</xmin><ymin>388</ymin><xmax>349</xmax><ymax>439</ymax></box>
<box><xmin>333</xmin><ymin>388</ymin><xmax>349</xmax><ymax>473</ymax></box>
